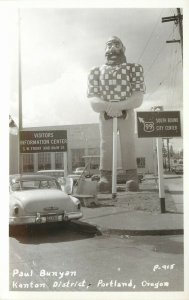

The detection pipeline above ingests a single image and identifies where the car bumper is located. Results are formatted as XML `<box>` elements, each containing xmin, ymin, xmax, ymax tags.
<box><xmin>9</xmin><ymin>211</ymin><xmax>83</xmax><ymax>226</ymax></box>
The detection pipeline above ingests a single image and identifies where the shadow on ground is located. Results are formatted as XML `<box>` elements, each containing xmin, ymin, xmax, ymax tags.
<box><xmin>9</xmin><ymin>221</ymin><xmax>101</xmax><ymax>245</ymax></box>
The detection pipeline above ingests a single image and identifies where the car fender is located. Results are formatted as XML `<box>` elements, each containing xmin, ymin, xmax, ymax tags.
<box><xmin>9</xmin><ymin>194</ymin><xmax>24</xmax><ymax>216</ymax></box>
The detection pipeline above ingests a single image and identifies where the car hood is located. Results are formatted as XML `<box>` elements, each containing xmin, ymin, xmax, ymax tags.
<box><xmin>11</xmin><ymin>189</ymin><xmax>74</xmax><ymax>213</ymax></box>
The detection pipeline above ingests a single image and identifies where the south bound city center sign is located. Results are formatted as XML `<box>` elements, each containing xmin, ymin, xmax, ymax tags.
<box><xmin>137</xmin><ymin>111</ymin><xmax>181</xmax><ymax>138</ymax></box>
<box><xmin>20</xmin><ymin>130</ymin><xmax>67</xmax><ymax>154</ymax></box>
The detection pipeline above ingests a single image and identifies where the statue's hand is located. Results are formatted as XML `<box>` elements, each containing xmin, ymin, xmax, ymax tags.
<box><xmin>106</xmin><ymin>111</ymin><xmax>123</xmax><ymax>118</ymax></box>
<box><xmin>105</xmin><ymin>102</ymin><xmax>123</xmax><ymax>117</ymax></box>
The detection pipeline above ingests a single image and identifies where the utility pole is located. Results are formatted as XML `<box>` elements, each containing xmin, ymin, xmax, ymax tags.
<box><xmin>177</xmin><ymin>8</ymin><xmax>183</xmax><ymax>59</ymax></box>
<box><xmin>18</xmin><ymin>9</ymin><xmax>23</xmax><ymax>173</ymax></box>
<box><xmin>162</xmin><ymin>8</ymin><xmax>183</xmax><ymax>61</ymax></box>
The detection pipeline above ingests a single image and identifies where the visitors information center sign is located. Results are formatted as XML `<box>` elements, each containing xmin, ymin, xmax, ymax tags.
<box><xmin>20</xmin><ymin>130</ymin><xmax>67</xmax><ymax>153</ymax></box>
<box><xmin>137</xmin><ymin>111</ymin><xmax>181</xmax><ymax>138</ymax></box>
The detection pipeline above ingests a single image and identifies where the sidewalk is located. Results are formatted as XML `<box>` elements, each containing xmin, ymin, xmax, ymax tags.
<box><xmin>78</xmin><ymin>175</ymin><xmax>184</xmax><ymax>235</ymax></box>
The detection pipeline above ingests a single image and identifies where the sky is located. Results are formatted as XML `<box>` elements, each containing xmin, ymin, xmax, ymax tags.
<box><xmin>6</xmin><ymin>7</ymin><xmax>183</xmax><ymax>150</ymax></box>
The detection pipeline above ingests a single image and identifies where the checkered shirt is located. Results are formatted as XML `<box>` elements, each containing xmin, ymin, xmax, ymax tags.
<box><xmin>87</xmin><ymin>63</ymin><xmax>145</xmax><ymax>101</ymax></box>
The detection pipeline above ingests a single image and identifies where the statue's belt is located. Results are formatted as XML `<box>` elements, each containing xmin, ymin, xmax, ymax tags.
<box><xmin>104</xmin><ymin>110</ymin><xmax>127</xmax><ymax>120</ymax></box>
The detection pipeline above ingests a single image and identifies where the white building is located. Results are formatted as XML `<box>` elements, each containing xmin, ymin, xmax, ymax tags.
<box><xmin>9</xmin><ymin>123</ymin><xmax>154</xmax><ymax>175</ymax></box>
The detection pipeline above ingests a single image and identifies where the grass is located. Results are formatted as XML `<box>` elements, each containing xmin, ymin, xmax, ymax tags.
<box><xmin>98</xmin><ymin>181</ymin><xmax>177</xmax><ymax>213</ymax></box>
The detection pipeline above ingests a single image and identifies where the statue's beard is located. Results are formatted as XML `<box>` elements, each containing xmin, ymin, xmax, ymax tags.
<box><xmin>105</xmin><ymin>49</ymin><xmax>126</xmax><ymax>66</ymax></box>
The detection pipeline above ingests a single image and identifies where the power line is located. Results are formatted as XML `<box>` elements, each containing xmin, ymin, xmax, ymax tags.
<box><xmin>137</xmin><ymin>9</ymin><xmax>164</xmax><ymax>63</ymax></box>
<box><xmin>145</xmin><ymin>24</ymin><xmax>176</xmax><ymax>77</ymax></box>
<box><xmin>167</xmin><ymin>44</ymin><xmax>177</xmax><ymax>104</ymax></box>
<box><xmin>171</xmin><ymin>45</ymin><xmax>181</xmax><ymax>105</ymax></box>
<box><xmin>170</xmin><ymin>8</ymin><xmax>176</xmax><ymax>15</ymax></box>
<box><xmin>144</xmin><ymin>9</ymin><xmax>181</xmax><ymax>78</ymax></box>
<box><xmin>144</xmin><ymin>53</ymin><xmax>181</xmax><ymax>101</ymax></box>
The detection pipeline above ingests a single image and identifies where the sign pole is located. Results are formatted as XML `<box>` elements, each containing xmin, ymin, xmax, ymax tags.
<box><xmin>137</xmin><ymin>109</ymin><xmax>181</xmax><ymax>214</ymax></box>
<box><xmin>112</xmin><ymin>117</ymin><xmax>117</xmax><ymax>199</ymax></box>
<box><xmin>18</xmin><ymin>9</ymin><xmax>22</xmax><ymax>174</ymax></box>
<box><xmin>156</xmin><ymin>137</ymin><xmax>166</xmax><ymax>213</ymax></box>
<box><xmin>64</xmin><ymin>152</ymin><xmax>68</xmax><ymax>178</ymax></box>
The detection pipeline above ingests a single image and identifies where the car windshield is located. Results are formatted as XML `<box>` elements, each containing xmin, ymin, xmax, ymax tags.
<box><xmin>11</xmin><ymin>179</ymin><xmax>61</xmax><ymax>191</ymax></box>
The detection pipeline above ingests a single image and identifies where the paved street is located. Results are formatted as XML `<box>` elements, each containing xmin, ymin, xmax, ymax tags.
<box><xmin>9</xmin><ymin>222</ymin><xmax>184</xmax><ymax>292</ymax></box>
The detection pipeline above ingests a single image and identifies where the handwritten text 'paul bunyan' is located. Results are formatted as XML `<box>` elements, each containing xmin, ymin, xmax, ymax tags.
<box><xmin>12</xmin><ymin>269</ymin><xmax>76</xmax><ymax>279</ymax></box>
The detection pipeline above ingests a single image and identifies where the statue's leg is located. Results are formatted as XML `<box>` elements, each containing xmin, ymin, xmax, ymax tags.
<box><xmin>98</xmin><ymin>114</ymin><xmax>113</xmax><ymax>193</ymax></box>
<box><xmin>119</xmin><ymin>111</ymin><xmax>139</xmax><ymax>191</ymax></box>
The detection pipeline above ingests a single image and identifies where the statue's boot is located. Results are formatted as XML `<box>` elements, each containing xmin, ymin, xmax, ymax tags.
<box><xmin>98</xmin><ymin>170</ymin><xmax>112</xmax><ymax>193</ymax></box>
<box><xmin>125</xmin><ymin>169</ymin><xmax>139</xmax><ymax>192</ymax></box>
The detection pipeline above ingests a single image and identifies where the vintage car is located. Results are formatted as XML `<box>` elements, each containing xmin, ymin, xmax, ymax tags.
<box><xmin>36</xmin><ymin>169</ymin><xmax>64</xmax><ymax>178</ymax></box>
<box><xmin>73</xmin><ymin>167</ymin><xmax>90</xmax><ymax>178</ymax></box>
<box><xmin>9</xmin><ymin>174</ymin><xmax>83</xmax><ymax>226</ymax></box>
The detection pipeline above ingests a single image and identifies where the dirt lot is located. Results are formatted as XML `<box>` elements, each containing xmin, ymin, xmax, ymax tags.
<box><xmin>97</xmin><ymin>180</ymin><xmax>177</xmax><ymax>213</ymax></box>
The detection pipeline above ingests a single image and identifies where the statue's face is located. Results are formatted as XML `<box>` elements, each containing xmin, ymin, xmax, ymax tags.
<box><xmin>105</xmin><ymin>38</ymin><xmax>124</xmax><ymax>58</ymax></box>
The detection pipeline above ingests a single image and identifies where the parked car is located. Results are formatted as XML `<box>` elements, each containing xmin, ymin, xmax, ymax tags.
<box><xmin>58</xmin><ymin>174</ymin><xmax>81</xmax><ymax>194</ymax></box>
<box><xmin>67</xmin><ymin>174</ymin><xmax>81</xmax><ymax>184</ymax></box>
<box><xmin>37</xmin><ymin>170</ymin><xmax>81</xmax><ymax>189</ymax></box>
<box><xmin>73</xmin><ymin>167</ymin><xmax>90</xmax><ymax>178</ymax></box>
<box><xmin>74</xmin><ymin>167</ymin><xmax>85</xmax><ymax>173</ymax></box>
<box><xmin>9</xmin><ymin>174</ymin><xmax>82</xmax><ymax>227</ymax></box>
<box><xmin>37</xmin><ymin>169</ymin><xmax>64</xmax><ymax>179</ymax></box>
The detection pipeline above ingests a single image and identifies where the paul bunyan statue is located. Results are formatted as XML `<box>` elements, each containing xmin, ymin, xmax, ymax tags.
<box><xmin>87</xmin><ymin>36</ymin><xmax>145</xmax><ymax>192</ymax></box>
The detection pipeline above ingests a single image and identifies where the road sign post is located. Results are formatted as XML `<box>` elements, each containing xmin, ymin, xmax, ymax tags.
<box><xmin>137</xmin><ymin>110</ymin><xmax>181</xmax><ymax>213</ymax></box>
<box><xmin>156</xmin><ymin>137</ymin><xmax>166</xmax><ymax>213</ymax></box>
<box><xmin>112</xmin><ymin>117</ymin><xmax>118</xmax><ymax>199</ymax></box>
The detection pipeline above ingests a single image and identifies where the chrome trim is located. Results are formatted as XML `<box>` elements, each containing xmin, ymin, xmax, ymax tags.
<box><xmin>63</xmin><ymin>211</ymin><xmax>83</xmax><ymax>220</ymax></box>
<box><xmin>44</xmin><ymin>206</ymin><xmax>59</xmax><ymax>211</ymax></box>
<box><xmin>9</xmin><ymin>210</ymin><xmax>83</xmax><ymax>225</ymax></box>
<box><xmin>9</xmin><ymin>216</ymin><xmax>36</xmax><ymax>225</ymax></box>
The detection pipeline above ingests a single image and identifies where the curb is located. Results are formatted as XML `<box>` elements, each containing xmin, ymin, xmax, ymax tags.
<box><xmin>97</xmin><ymin>227</ymin><xmax>184</xmax><ymax>236</ymax></box>
<box><xmin>72</xmin><ymin>220</ymin><xmax>184</xmax><ymax>236</ymax></box>
<box><xmin>70</xmin><ymin>220</ymin><xmax>102</xmax><ymax>235</ymax></box>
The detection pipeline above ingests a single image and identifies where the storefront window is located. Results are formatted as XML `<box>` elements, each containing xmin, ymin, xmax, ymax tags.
<box><xmin>22</xmin><ymin>154</ymin><xmax>34</xmax><ymax>172</ymax></box>
<box><xmin>38</xmin><ymin>153</ymin><xmax>51</xmax><ymax>170</ymax></box>
<box><xmin>55</xmin><ymin>152</ymin><xmax>64</xmax><ymax>169</ymax></box>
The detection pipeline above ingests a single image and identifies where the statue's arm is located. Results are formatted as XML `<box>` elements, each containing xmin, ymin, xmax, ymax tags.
<box><xmin>89</xmin><ymin>97</ymin><xmax>110</xmax><ymax>113</ymax></box>
<box><xmin>114</xmin><ymin>91</ymin><xmax>143</xmax><ymax>110</ymax></box>
<box><xmin>87</xmin><ymin>67</ymin><xmax>111</xmax><ymax>113</ymax></box>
